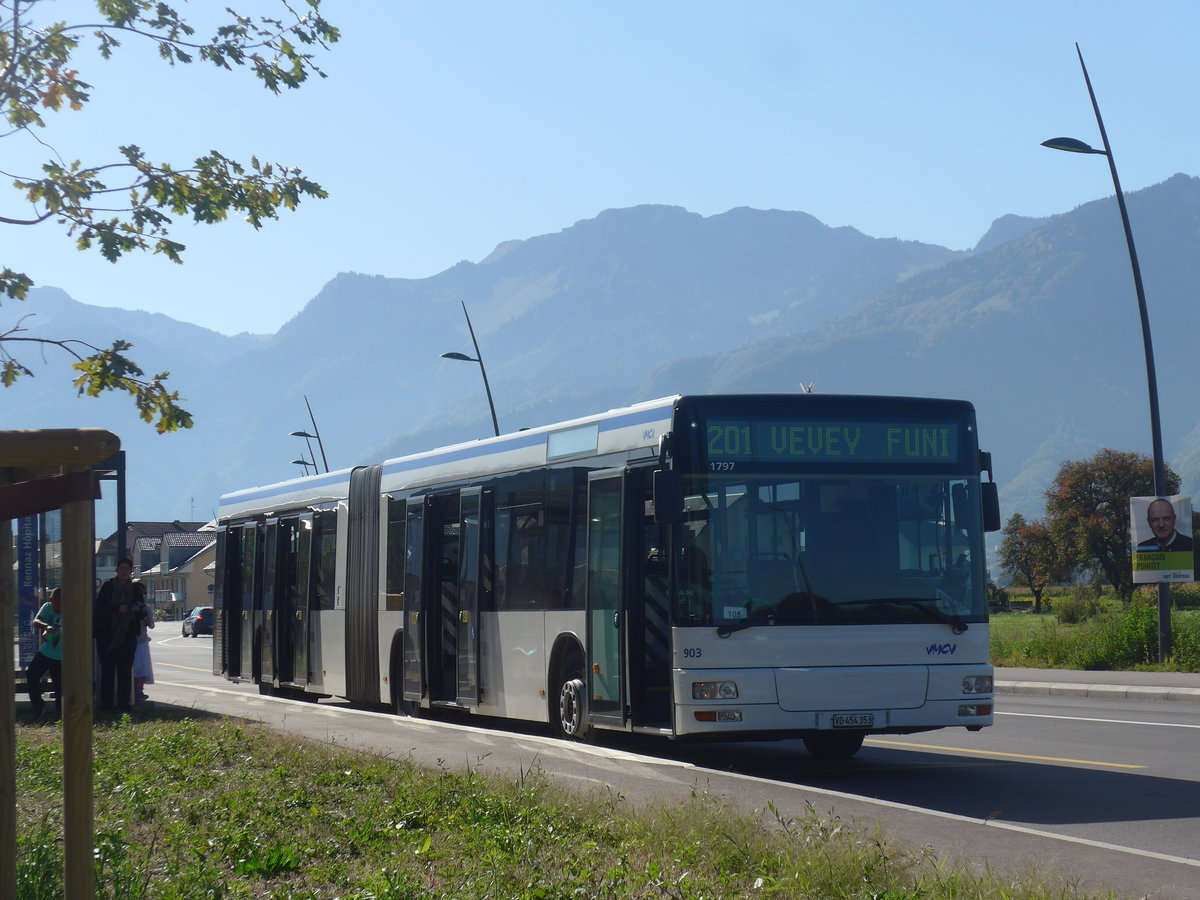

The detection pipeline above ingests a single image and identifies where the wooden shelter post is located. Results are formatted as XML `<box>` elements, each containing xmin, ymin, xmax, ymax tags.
<box><xmin>2</xmin><ymin>428</ymin><xmax>120</xmax><ymax>900</ymax></box>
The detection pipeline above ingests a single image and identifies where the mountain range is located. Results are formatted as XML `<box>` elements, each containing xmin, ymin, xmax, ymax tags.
<box><xmin>4</xmin><ymin>174</ymin><xmax>1199</xmax><ymax>543</ymax></box>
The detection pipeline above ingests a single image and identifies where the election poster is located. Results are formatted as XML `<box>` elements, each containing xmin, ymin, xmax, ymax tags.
<box><xmin>1130</xmin><ymin>495</ymin><xmax>1194</xmax><ymax>584</ymax></box>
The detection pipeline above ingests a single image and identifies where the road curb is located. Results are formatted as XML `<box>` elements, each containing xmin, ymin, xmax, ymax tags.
<box><xmin>996</xmin><ymin>680</ymin><xmax>1200</xmax><ymax>704</ymax></box>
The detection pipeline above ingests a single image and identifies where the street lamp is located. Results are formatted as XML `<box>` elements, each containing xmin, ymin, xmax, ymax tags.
<box><xmin>290</xmin><ymin>431</ymin><xmax>319</xmax><ymax>471</ymax></box>
<box><xmin>287</xmin><ymin>395</ymin><xmax>330</xmax><ymax>475</ymax></box>
<box><xmin>302</xmin><ymin>395</ymin><xmax>330</xmax><ymax>473</ymax></box>
<box><xmin>442</xmin><ymin>300</ymin><xmax>500</xmax><ymax>437</ymax></box>
<box><xmin>290</xmin><ymin>458</ymin><xmax>314</xmax><ymax>476</ymax></box>
<box><xmin>1042</xmin><ymin>42</ymin><xmax>1172</xmax><ymax>659</ymax></box>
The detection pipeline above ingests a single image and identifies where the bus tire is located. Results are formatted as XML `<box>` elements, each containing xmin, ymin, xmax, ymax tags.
<box><xmin>552</xmin><ymin>650</ymin><xmax>591</xmax><ymax>742</ymax></box>
<box><xmin>802</xmin><ymin>731</ymin><xmax>865</xmax><ymax>760</ymax></box>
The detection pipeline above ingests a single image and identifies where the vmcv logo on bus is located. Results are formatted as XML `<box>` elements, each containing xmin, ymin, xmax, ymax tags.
<box><xmin>926</xmin><ymin>643</ymin><xmax>957</xmax><ymax>656</ymax></box>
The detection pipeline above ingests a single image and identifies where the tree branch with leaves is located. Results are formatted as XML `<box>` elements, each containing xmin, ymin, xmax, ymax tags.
<box><xmin>1</xmin><ymin>0</ymin><xmax>338</xmax><ymax>431</ymax></box>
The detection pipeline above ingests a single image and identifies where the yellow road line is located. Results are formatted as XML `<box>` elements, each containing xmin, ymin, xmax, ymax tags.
<box><xmin>864</xmin><ymin>738</ymin><xmax>1145</xmax><ymax>770</ymax></box>
<box><xmin>156</xmin><ymin>662</ymin><xmax>213</xmax><ymax>674</ymax></box>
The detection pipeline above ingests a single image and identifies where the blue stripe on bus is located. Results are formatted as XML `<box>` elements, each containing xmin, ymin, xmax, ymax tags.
<box><xmin>220</xmin><ymin>402</ymin><xmax>674</xmax><ymax>510</ymax></box>
<box><xmin>598</xmin><ymin>404</ymin><xmax>670</xmax><ymax>432</ymax></box>
<box><xmin>381</xmin><ymin>429</ymin><xmax>546</xmax><ymax>476</ymax></box>
<box><xmin>220</xmin><ymin>471</ymin><xmax>351</xmax><ymax>506</ymax></box>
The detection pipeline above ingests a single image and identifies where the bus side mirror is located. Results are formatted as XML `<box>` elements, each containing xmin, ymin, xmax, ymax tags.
<box><xmin>981</xmin><ymin>482</ymin><xmax>1001</xmax><ymax>533</ymax></box>
<box><xmin>653</xmin><ymin>469</ymin><xmax>684</xmax><ymax>524</ymax></box>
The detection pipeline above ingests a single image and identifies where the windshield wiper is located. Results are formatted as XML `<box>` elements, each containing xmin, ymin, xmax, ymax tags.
<box><xmin>838</xmin><ymin>597</ymin><xmax>969</xmax><ymax>634</ymax></box>
<box><xmin>716</xmin><ymin>609</ymin><xmax>811</xmax><ymax>638</ymax></box>
<box><xmin>716</xmin><ymin>613</ymin><xmax>771</xmax><ymax>638</ymax></box>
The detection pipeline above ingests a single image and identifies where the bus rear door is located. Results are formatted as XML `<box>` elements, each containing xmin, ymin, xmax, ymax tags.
<box><xmin>260</xmin><ymin>517</ymin><xmax>280</xmax><ymax>688</ymax></box>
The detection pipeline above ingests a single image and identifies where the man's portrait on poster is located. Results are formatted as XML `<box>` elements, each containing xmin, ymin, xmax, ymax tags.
<box><xmin>1136</xmin><ymin>498</ymin><xmax>1193</xmax><ymax>552</ymax></box>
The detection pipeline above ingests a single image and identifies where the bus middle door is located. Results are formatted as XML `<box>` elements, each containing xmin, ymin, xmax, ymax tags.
<box><xmin>400</xmin><ymin>496</ymin><xmax>427</xmax><ymax>709</ymax></box>
<box><xmin>456</xmin><ymin>486</ymin><xmax>489</xmax><ymax>706</ymax></box>
<box><xmin>586</xmin><ymin>470</ymin><xmax>629</xmax><ymax>729</ymax></box>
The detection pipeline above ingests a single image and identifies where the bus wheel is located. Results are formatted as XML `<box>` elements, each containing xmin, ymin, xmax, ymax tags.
<box><xmin>552</xmin><ymin>654</ymin><xmax>590</xmax><ymax>742</ymax></box>
<box><xmin>802</xmin><ymin>732</ymin><xmax>865</xmax><ymax>760</ymax></box>
<box><xmin>390</xmin><ymin>657</ymin><xmax>422</xmax><ymax>717</ymax></box>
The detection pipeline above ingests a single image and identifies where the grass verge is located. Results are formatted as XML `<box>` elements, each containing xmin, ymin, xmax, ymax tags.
<box><xmin>991</xmin><ymin>593</ymin><xmax>1200</xmax><ymax>671</ymax></box>
<box><xmin>16</xmin><ymin>713</ymin><xmax>1122</xmax><ymax>899</ymax></box>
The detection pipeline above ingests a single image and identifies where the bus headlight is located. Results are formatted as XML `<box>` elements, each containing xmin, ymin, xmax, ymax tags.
<box><xmin>961</xmin><ymin>675</ymin><xmax>993</xmax><ymax>694</ymax></box>
<box><xmin>692</xmin><ymin>681</ymin><xmax>739</xmax><ymax>700</ymax></box>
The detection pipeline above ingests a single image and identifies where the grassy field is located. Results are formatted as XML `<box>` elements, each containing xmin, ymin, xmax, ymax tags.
<box><xmin>16</xmin><ymin>711</ymin><xmax>1123</xmax><ymax>900</ymax></box>
<box><xmin>990</xmin><ymin>590</ymin><xmax>1200</xmax><ymax>671</ymax></box>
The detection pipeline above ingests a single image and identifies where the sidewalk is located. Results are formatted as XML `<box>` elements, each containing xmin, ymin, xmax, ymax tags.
<box><xmin>996</xmin><ymin>666</ymin><xmax>1200</xmax><ymax>704</ymax></box>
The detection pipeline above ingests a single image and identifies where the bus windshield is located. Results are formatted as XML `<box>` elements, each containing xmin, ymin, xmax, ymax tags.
<box><xmin>673</xmin><ymin>473</ymin><xmax>986</xmax><ymax>628</ymax></box>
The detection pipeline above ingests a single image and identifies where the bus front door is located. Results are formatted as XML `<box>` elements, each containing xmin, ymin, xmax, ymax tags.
<box><xmin>586</xmin><ymin>471</ymin><xmax>627</xmax><ymax>728</ymax></box>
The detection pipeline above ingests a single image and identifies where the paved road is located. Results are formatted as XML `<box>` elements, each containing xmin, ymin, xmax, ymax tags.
<box><xmin>134</xmin><ymin>635</ymin><xmax>1200</xmax><ymax>899</ymax></box>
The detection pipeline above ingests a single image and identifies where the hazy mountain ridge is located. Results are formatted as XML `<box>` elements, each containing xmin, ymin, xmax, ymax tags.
<box><xmin>6</xmin><ymin>179</ymin><xmax>1199</xmax><ymax>530</ymax></box>
<box><xmin>640</xmin><ymin>175</ymin><xmax>1200</xmax><ymax>519</ymax></box>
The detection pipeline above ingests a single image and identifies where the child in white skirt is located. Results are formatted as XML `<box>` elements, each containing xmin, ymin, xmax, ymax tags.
<box><xmin>133</xmin><ymin>602</ymin><xmax>155</xmax><ymax>702</ymax></box>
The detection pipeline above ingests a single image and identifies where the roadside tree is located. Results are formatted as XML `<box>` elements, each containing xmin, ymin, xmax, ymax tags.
<box><xmin>0</xmin><ymin>0</ymin><xmax>338</xmax><ymax>431</ymax></box>
<box><xmin>997</xmin><ymin>513</ymin><xmax>1068</xmax><ymax>613</ymax></box>
<box><xmin>1044</xmin><ymin>449</ymin><xmax>1179</xmax><ymax>602</ymax></box>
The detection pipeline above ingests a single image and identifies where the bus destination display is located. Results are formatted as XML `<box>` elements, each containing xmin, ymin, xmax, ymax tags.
<box><xmin>706</xmin><ymin>419</ymin><xmax>960</xmax><ymax>464</ymax></box>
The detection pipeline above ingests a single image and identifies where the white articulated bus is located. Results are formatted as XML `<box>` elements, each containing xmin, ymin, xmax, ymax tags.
<box><xmin>214</xmin><ymin>393</ymin><xmax>1001</xmax><ymax>758</ymax></box>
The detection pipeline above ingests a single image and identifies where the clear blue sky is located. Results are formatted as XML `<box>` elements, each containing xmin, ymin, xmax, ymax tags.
<box><xmin>6</xmin><ymin>0</ymin><xmax>1200</xmax><ymax>336</ymax></box>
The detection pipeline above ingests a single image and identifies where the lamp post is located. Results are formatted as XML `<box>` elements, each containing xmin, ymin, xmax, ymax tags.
<box><xmin>302</xmin><ymin>395</ymin><xmax>330</xmax><ymax>473</ymax></box>
<box><xmin>291</xmin><ymin>458</ymin><xmax>314</xmax><ymax>476</ymax></box>
<box><xmin>1042</xmin><ymin>43</ymin><xmax>1172</xmax><ymax>660</ymax></box>
<box><xmin>290</xmin><ymin>431</ymin><xmax>319</xmax><ymax>472</ymax></box>
<box><xmin>442</xmin><ymin>300</ymin><xmax>500</xmax><ymax>437</ymax></box>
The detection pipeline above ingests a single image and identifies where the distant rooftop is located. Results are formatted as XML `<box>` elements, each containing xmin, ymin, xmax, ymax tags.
<box><xmin>98</xmin><ymin>520</ymin><xmax>209</xmax><ymax>553</ymax></box>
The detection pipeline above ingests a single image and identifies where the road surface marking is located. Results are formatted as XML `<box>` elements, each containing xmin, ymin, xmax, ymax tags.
<box><xmin>998</xmin><ymin>710</ymin><xmax>1200</xmax><ymax>730</ymax></box>
<box><xmin>864</xmin><ymin>738</ymin><xmax>1144</xmax><ymax>769</ymax></box>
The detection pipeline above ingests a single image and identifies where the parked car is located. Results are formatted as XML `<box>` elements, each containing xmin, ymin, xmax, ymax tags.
<box><xmin>183</xmin><ymin>606</ymin><xmax>214</xmax><ymax>637</ymax></box>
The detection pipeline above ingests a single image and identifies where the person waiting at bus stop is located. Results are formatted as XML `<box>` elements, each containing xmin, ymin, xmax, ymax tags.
<box><xmin>94</xmin><ymin>557</ymin><xmax>146</xmax><ymax>711</ymax></box>
<box><xmin>27</xmin><ymin>586</ymin><xmax>64</xmax><ymax>718</ymax></box>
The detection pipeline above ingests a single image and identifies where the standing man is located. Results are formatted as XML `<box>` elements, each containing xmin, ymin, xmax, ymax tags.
<box><xmin>1137</xmin><ymin>499</ymin><xmax>1194</xmax><ymax>552</ymax></box>
<box><xmin>27</xmin><ymin>587</ymin><xmax>64</xmax><ymax>717</ymax></box>
<box><xmin>94</xmin><ymin>557</ymin><xmax>145</xmax><ymax>711</ymax></box>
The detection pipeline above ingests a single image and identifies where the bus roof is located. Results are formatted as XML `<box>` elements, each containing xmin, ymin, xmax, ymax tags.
<box><xmin>217</xmin><ymin>395</ymin><xmax>681</xmax><ymax>519</ymax></box>
<box><xmin>217</xmin><ymin>393</ymin><xmax>979</xmax><ymax>520</ymax></box>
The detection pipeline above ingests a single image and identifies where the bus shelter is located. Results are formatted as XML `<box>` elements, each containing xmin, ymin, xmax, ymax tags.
<box><xmin>2</xmin><ymin>428</ymin><xmax>121</xmax><ymax>900</ymax></box>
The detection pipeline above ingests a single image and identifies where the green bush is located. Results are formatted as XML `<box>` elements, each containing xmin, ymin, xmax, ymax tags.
<box><xmin>1169</xmin><ymin>585</ymin><xmax>1200</xmax><ymax>609</ymax></box>
<box><xmin>1132</xmin><ymin>584</ymin><xmax>1200</xmax><ymax>609</ymax></box>
<box><xmin>1054</xmin><ymin>585</ymin><xmax>1102</xmax><ymax>625</ymax></box>
<box><xmin>1073</xmin><ymin>600</ymin><xmax>1158</xmax><ymax>670</ymax></box>
<box><xmin>987</xmin><ymin>580</ymin><xmax>1010</xmax><ymax>612</ymax></box>
<box><xmin>1170</xmin><ymin>612</ymin><xmax>1200</xmax><ymax>670</ymax></box>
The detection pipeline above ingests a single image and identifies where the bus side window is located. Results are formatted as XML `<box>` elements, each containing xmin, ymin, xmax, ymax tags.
<box><xmin>384</xmin><ymin>497</ymin><xmax>405</xmax><ymax>611</ymax></box>
<box><xmin>313</xmin><ymin>511</ymin><xmax>338</xmax><ymax>612</ymax></box>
